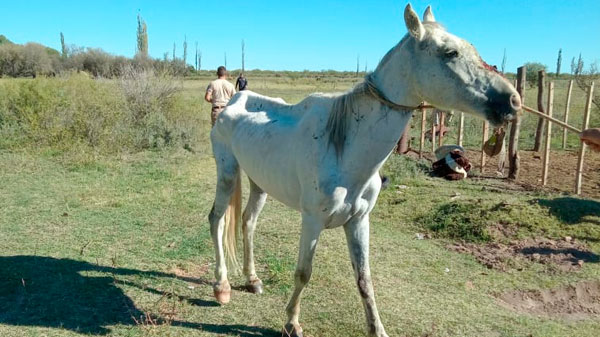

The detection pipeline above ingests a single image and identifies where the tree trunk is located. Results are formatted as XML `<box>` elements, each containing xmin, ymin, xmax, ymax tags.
<box><xmin>533</xmin><ymin>70</ymin><xmax>546</xmax><ymax>152</ymax></box>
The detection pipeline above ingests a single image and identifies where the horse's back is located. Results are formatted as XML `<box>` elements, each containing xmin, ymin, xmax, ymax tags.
<box><xmin>210</xmin><ymin>91</ymin><xmax>335</xmax><ymax>209</ymax></box>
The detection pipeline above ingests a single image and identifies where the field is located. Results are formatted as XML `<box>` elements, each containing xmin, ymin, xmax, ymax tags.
<box><xmin>1</xmin><ymin>74</ymin><xmax>600</xmax><ymax>337</ymax></box>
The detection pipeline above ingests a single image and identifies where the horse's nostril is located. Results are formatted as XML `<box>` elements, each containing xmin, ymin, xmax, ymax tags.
<box><xmin>510</xmin><ymin>94</ymin><xmax>521</xmax><ymax>110</ymax></box>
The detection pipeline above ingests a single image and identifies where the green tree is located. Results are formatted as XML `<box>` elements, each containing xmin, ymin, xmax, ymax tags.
<box><xmin>136</xmin><ymin>14</ymin><xmax>148</xmax><ymax>58</ymax></box>
<box><xmin>60</xmin><ymin>32</ymin><xmax>67</xmax><ymax>58</ymax></box>
<box><xmin>0</xmin><ymin>34</ymin><xmax>12</xmax><ymax>45</ymax></box>
<box><xmin>524</xmin><ymin>62</ymin><xmax>547</xmax><ymax>87</ymax></box>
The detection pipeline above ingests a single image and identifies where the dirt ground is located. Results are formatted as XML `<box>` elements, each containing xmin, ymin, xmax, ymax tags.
<box><xmin>449</xmin><ymin>238</ymin><xmax>599</xmax><ymax>272</ymax></box>
<box><xmin>465</xmin><ymin>149</ymin><xmax>600</xmax><ymax>199</ymax></box>
<box><xmin>418</xmin><ymin>147</ymin><xmax>600</xmax><ymax>320</ymax></box>
<box><xmin>497</xmin><ymin>280</ymin><xmax>600</xmax><ymax>320</ymax></box>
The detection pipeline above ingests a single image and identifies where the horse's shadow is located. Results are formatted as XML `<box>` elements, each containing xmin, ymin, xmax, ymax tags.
<box><xmin>0</xmin><ymin>255</ymin><xmax>279</xmax><ymax>336</ymax></box>
<box><xmin>537</xmin><ymin>197</ymin><xmax>600</xmax><ymax>225</ymax></box>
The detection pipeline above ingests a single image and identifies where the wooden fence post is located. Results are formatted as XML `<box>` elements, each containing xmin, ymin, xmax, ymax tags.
<box><xmin>562</xmin><ymin>79</ymin><xmax>573</xmax><ymax>149</ymax></box>
<box><xmin>397</xmin><ymin>121</ymin><xmax>411</xmax><ymax>154</ymax></box>
<box><xmin>457</xmin><ymin>112</ymin><xmax>464</xmax><ymax>147</ymax></box>
<box><xmin>575</xmin><ymin>82</ymin><xmax>594</xmax><ymax>195</ymax></box>
<box><xmin>508</xmin><ymin>66</ymin><xmax>525</xmax><ymax>179</ymax></box>
<box><xmin>533</xmin><ymin>70</ymin><xmax>546</xmax><ymax>152</ymax></box>
<box><xmin>542</xmin><ymin>82</ymin><xmax>554</xmax><ymax>186</ymax></box>
<box><xmin>431</xmin><ymin>113</ymin><xmax>436</xmax><ymax>153</ymax></box>
<box><xmin>419</xmin><ymin>108</ymin><xmax>427</xmax><ymax>158</ymax></box>
<box><xmin>438</xmin><ymin>112</ymin><xmax>445</xmax><ymax>147</ymax></box>
<box><xmin>496</xmin><ymin>128</ymin><xmax>507</xmax><ymax>176</ymax></box>
<box><xmin>480</xmin><ymin>120</ymin><xmax>489</xmax><ymax>172</ymax></box>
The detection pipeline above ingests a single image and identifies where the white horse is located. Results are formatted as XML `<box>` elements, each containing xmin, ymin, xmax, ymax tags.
<box><xmin>208</xmin><ymin>4</ymin><xmax>520</xmax><ymax>337</ymax></box>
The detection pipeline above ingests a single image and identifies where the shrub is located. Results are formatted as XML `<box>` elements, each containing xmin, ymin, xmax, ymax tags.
<box><xmin>0</xmin><ymin>70</ymin><xmax>205</xmax><ymax>153</ymax></box>
<box><xmin>420</xmin><ymin>202</ymin><xmax>492</xmax><ymax>242</ymax></box>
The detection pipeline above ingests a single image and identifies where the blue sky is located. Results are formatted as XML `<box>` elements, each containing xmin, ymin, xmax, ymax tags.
<box><xmin>1</xmin><ymin>0</ymin><xmax>599</xmax><ymax>72</ymax></box>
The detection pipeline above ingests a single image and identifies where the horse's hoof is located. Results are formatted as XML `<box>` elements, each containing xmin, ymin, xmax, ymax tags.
<box><xmin>245</xmin><ymin>279</ymin><xmax>263</xmax><ymax>294</ymax></box>
<box><xmin>213</xmin><ymin>281</ymin><xmax>231</xmax><ymax>304</ymax></box>
<box><xmin>282</xmin><ymin>323</ymin><xmax>303</xmax><ymax>337</ymax></box>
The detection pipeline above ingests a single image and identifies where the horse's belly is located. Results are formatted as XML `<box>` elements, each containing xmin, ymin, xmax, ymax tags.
<box><xmin>230</xmin><ymin>120</ymin><xmax>304</xmax><ymax>210</ymax></box>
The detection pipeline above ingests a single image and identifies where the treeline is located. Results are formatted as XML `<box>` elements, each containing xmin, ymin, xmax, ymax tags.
<box><xmin>0</xmin><ymin>34</ymin><xmax>194</xmax><ymax>78</ymax></box>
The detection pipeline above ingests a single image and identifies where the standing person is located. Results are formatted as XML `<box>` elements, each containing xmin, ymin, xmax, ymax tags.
<box><xmin>205</xmin><ymin>66</ymin><xmax>236</xmax><ymax>127</ymax></box>
<box><xmin>236</xmin><ymin>73</ymin><xmax>248</xmax><ymax>91</ymax></box>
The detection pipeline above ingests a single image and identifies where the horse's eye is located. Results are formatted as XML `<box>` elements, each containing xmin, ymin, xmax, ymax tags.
<box><xmin>445</xmin><ymin>50</ymin><xmax>459</xmax><ymax>59</ymax></box>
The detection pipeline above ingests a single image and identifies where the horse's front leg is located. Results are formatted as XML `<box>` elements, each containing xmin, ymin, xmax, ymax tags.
<box><xmin>283</xmin><ymin>214</ymin><xmax>323</xmax><ymax>337</ymax></box>
<box><xmin>344</xmin><ymin>214</ymin><xmax>388</xmax><ymax>337</ymax></box>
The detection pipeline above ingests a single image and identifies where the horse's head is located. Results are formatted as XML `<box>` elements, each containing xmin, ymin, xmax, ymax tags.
<box><xmin>399</xmin><ymin>4</ymin><xmax>521</xmax><ymax>126</ymax></box>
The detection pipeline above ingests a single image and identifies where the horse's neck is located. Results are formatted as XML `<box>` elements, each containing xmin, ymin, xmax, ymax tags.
<box><xmin>339</xmin><ymin>95</ymin><xmax>413</xmax><ymax>180</ymax></box>
<box><xmin>371</xmin><ymin>41</ymin><xmax>422</xmax><ymax>108</ymax></box>
<box><xmin>337</xmin><ymin>46</ymin><xmax>423</xmax><ymax>180</ymax></box>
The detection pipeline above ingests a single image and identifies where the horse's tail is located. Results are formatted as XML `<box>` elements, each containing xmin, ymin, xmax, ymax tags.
<box><xmin>223</xmin><ymin>172</ymin><xmax>242</xmax><ymax>271</ymax></box>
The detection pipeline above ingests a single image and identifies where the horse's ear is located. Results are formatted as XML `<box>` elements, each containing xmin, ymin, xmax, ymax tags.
<box><xmin>423</xmin><ymin>5</ymin><xmax>435</xmax><ymax>22</ymax></box>
<box><xmin>404</xmin><ymin>4</ymin><xmax>425</xmax><ymax>41</ymax></box>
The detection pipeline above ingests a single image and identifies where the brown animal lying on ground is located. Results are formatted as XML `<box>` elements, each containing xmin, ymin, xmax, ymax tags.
<box><xmin>580</xmin><ymin>128</ymin><xmax>600</xmax><ymax>152</ymax></box>
<box><xmin>432</xmin><ymin>145</ymin><xmax>472</xmax><ymax>180</ymax></box>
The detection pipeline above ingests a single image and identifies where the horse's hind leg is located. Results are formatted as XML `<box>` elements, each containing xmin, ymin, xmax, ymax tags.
<box><xmin>242</xmin><ymin>179</ymin><xmax>267</xmax><ymax>294</ymax></box>
<box><xmin>208</xmin><ymin>144</ymin><xmax>240</xmax><ymax>304</ymax></box>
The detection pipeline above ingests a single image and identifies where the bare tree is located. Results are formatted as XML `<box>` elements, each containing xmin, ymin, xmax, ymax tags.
<box><xmin>356</xmin><ymin>54</ymin><xmax>359</xmax><ymax>77</ymax></box>
<box><xmin>501</xmin><ymin>48</ymin><xmax>506</xmax><ymax>74</ymax></box>
<box><xmin>172</xmin><ymin>43</ymin><xmax>176</xmax><ymax>61</ymax></box>
<box><xmin>224</xmin><ymin>52</ymin><xmax>227</xmax><ymax>68</ymax></box>
<box><xmin>574</xmin><ymin>57</ymin><xmax>600</xmax><ymax>110</ymax></box>
<box><xmin>195</xmin><ymin>41</ymin><xmax>198</xmax><ymax>70</ymax></box>
<box><xmin>555</xmin><ymin>48</ymin><xmax>562</xmax><ymax>77</ymax></box>
<box><xmin>241</xmin><ymin>39</ymin><xmax>245</xmax><ymax>72</ymax></box>
<box><xmin>576</xmin><ymin>53</ymin><xmax>583</xmax><ymax>75</ymax></box>
<box><xmin>183</xmin><ymin>35</ymin><xmax>187</xmax><ymax>65</ymax></box>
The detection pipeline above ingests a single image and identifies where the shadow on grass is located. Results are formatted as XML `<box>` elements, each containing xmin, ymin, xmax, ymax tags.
<box><xmin>519</xmin><ymin>246</ymin><xmax>600</xmax><ymax>264</ymax></box>
<box><xmin>172</xmin><ymin>321</ymin><xmax>281</xmax><ymax>336</ymax></box>
<box><xmin>537</xmin><ymin>197</ymin><xmax>600</xmax><ymax>225</ymax></box>
<box><xmin>0</xmin><ymin>255</ymin><xmax>278</xmax><ymax>336</ymax></box>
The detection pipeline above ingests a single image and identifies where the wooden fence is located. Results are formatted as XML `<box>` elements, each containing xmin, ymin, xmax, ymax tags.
<box><xmin>415</xmin><ymin>66</ymin><xmax>596</xmax><ymax>195</ymax></box>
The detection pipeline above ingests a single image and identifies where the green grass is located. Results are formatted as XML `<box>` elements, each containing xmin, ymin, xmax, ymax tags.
<box><xmin>1</xmin><ymin>147</ymin><xmax>599</xmax><ymax>337</ymax></box>
<box><xmin>1</xmin><ymin>75</ymin><xmax>599</xmax><ymax>337</ymax></box>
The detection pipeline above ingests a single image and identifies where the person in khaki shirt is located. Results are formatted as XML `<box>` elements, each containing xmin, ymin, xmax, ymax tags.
<box><xmin>205</xmin><ymin>66</ymin><xmax>236</xmax><ymax>126</ymax></box>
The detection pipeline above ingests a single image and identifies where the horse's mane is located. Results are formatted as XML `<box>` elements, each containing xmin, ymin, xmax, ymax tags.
<box><xmin>325</xmin><ymin>23</ymin><xmax>446</xmax><ymax>156</ymax></box>
<box><xmin>325</xmin><ymin>82</ymin><xmax>368</xmax><ymax>155</ymax></box>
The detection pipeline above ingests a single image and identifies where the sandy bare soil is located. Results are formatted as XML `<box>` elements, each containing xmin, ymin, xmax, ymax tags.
<box><xmin>498</xmin><ymin>280</ymin><xmax>600</xmax><ymax>320</ymax></box>
<box><xmin>467</xmin><ymin>149</ymin><xmax>600</xmax><ymax>199</ymax></box>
